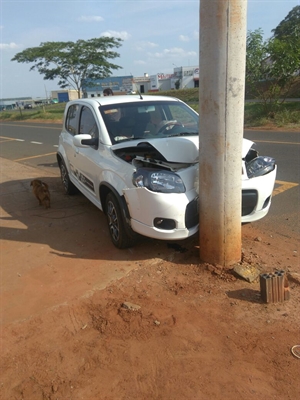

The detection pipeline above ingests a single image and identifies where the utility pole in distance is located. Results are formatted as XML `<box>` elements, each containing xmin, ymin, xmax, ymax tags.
<box><xmin>199</xmin><ymin>0</ymin><xmax>247</xmax><ymax>266</ymax></box>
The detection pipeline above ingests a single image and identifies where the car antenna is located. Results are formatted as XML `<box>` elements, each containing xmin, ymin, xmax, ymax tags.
<box><xmin>137</xmin><ymin>89</ymin><xmax>143</xmax><ymax>100</ymax></box>
<box><xmin>130</xmin><ymin>72</ymin><xmax>143</xmax><ymax>99</ymax></box>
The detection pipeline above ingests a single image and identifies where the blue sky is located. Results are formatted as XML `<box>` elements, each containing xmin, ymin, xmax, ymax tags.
<box><xmin>0</xmin><ymin>0</ymin><xmax>299</xmax><ymax>99</ymax></box>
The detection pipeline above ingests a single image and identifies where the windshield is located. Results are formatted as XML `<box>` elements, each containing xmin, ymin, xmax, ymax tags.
<box><xmin>100</xmin><ymin>100</ymin><xmax>199</xmax><ymax>144</ymax></box>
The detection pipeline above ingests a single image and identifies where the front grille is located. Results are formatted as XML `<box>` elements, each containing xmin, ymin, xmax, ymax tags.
<box><xmin>186</xmin><ymin>191</ymin><xmax>258</xmax><ymax>225</ymax></box>
<box><xmin>242</xmin><ymin>189</ymin><xmax>258</xmax><ymax>216</ymax></box>
<box><xmin>185</xmin><ymin>197</ymin><xmax>199</xmax><ymax>228</ymax></box>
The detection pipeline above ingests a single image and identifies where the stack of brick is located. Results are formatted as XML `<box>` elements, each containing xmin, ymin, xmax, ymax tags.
<box><xmin>260</xmin><ymin>270</ymin><xmax>290</xmax><ymax>303</ymax></box>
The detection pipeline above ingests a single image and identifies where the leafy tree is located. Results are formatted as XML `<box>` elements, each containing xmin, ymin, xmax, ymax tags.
<box><xmin>12</xmin><ymin>37</ymin><xmax>123</xmax><ymax>98</ymax></box>
<box><xmin>245</xmin><ymin>29</ymin><xmax>273</xmax><ymax>108</ymax></box>
<box><xmin>174</xmin><ymin>79</ymin><xmax>181</xmax><ymax>90</ymax></box>
<box><xmin>246</xmin><ymin>22</ymin><xmax>300</xmax><ymax>111</ymax></box>
<box><xmin>269</xmin><ymin>6</ymin><xmax>300</xmax><ymax>85</ymax></box>
<box><xmin>272</xmin><ymin>5</ymin><xmax>300</xmax><ymax>39</ymax></box>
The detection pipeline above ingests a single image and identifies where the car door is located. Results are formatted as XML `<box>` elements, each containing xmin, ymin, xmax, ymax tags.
<box><xmin>71</xmin><ymin>105</ymin><xmax>103</xmax><ymax>205</ymax></box>
<box><xmin>63</xmin><ymin>103</ymin><xmax>81</xmax><ymax>182</ymax></box>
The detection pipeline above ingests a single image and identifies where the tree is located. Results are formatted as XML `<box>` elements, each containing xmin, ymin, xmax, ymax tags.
<box><xmin>246</xmin><ymin>6</ymin><xmax>300</xmax><ymax>110</ymax></box>
<box><xmin>11</xmin><ymin>37</ymin><xmax>123</xmax><ymax>98</ymax></box>
<box><xmin>271</xmin><ymin>5</ymin><xmax>300</xmax><ymax>73</ymax></box>
<box><xmin>272</xmin><ymin>5</ymin><xmax>300</xmax><ymax>39</ymax></box>
<box><xmin>174</xmin><ymin>79</ymin><xmax>180</xmax><ymax>90</ymax></box>
<box><xmin>245</xmin><ymin>29</ymin><xmax>273</xmax><ymax>107</ymax></box>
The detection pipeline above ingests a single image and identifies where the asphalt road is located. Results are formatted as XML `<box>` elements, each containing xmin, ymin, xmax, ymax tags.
<box><xmin>0</xmin><ymin>122</ymin><xmax>61</xmax><ymax>174</ymax></box>
<box><xmin>244</xmin><ymin>128</ymin><xmax>300</xmax><ymax>238</ymax></box>
<box><xmin>0</xmin><ymin>121</ymin><xmax>299</xmax><ymax>237</ymax></box>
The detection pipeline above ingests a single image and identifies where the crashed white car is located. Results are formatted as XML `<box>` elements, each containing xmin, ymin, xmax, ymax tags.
<box><xmin>57</xmin><ymin>95</ymin><xmax>277</xmax><ymax>248</ymax></box>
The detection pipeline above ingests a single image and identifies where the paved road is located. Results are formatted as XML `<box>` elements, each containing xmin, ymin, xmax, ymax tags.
<box><xmin>0</xmin><ymin>122</ymin><xmax>299</xmax><ymax>237</ymax></box>
<box><xmin>244</xmin><ymin>129</ymin><xmax>300</xmax><ymax>238</ymax></box>
<box><xmin>244</xmin><ymin>129</ymin><xmax>300</xmax><ymax>184</ymax></box>
<box><xmin>0</xmin><ymin>121</ymin><xmax>61</xmax><ymax>175</ymax></box>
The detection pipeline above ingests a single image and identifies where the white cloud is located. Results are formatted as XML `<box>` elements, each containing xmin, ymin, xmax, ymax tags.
<box><xmin>149</xmin><ymin>47</ymin><xmax>197</xmax><ymax>59</ymax></box>
<box><xmin>0</xmin><ymin>42</ymin><xmax>20</xmax><ymax>50</ymax></box>
<box><xmin>135</xmin><ymin>41</ymin><xmax>158</xmax><ymax>51</ymax></box>
<box><xmin>179</xmin><ymin>35</ymin><xmax>189</xmax><ymax>42</ymax></box>
<box><xmin>78</xmin><ymin>16</ymin><xmax>104</xmax><ymax>22</ymax></box>
<box><xmin>101</xmin><ymin>30</ymin><xmax>131</xmax><ymax>41</ymax></box>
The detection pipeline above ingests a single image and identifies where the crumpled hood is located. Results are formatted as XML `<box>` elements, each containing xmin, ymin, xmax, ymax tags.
<box><xmin>111</xmin><ymin>136</ymin><xmax>199</xmax><ymax>163</ymax></box>
<box><xmin>111</xmin><ymin>136</ymin><xmax>254</xmax><ymax>163</ymax></box>
<box><xmin>242</xmin><ymin>138</ymin><xmax>255</xmax><ymax>158</ymax></box>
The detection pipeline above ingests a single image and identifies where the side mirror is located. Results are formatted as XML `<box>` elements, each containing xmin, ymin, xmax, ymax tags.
<box><xmin>73</xmin><ymin>134</ymin><xmax>98</xmax><ymax>148</ymax></box>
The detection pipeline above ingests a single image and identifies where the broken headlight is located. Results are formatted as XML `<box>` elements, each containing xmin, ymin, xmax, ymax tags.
<box><xmin>132</xmin><ymin>168</ymin><xmax>186</xmax><ymax>193</ymax></box>
<box><xmin>246</xmin><ymin>156</ymin><xmax>276</xmax><ymax>178</ymax></box>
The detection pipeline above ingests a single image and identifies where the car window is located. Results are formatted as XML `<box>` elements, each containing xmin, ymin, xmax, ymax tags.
<box><xmin>100</xmin><ymin>100</ymin><xmax>199</xmax><ymax>143</ymax></box>
<box><xmin>65</xmin><ymin>104</ymin><xmax>79</xmax><ymax>135</ymax></box>
<box><xmin>168</xmin><ymin>105</ymin><xmax>198</xmax><ymax>128</ymax></box>
<box><xmin>79</xmin><ymin>106</ymin><xmax>99</xmax><ymax>139</ymax></box>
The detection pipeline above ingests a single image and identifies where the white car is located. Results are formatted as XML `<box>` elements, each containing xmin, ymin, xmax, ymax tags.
<box><xmin>57</xmin><ymin>95</ymin><xmax>277</xmax><ymax>248</ymax></box>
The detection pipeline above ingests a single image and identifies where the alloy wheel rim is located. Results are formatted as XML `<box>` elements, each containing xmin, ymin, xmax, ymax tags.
<box><xmin>61</xmin><ymin>164</ymin><xmax>68</xmax><ymax>191</ymax></box>
<box><xmin>107</xmin><ymin>200</ymin><xmax>119</xmax><ymax>242</ymax></box>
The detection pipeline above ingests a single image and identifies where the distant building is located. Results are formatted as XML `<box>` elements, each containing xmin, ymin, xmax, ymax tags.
<box><xmin>82</xmin><ymin>75</ymin><xmax>135</xmax><ymax>98</ymax></box>
<box><xmin>50</xmin><ymin>89</ymin><xmax>80</xmax><ymax>103</ymax></box>
<box><xmin>82</xmin><ymin>66</ymin><xmax>200</xmax><ymax>98</ymax></box>
<box><xmin>171</xmin><ymin>66</ymin><xmax>199</xmax><ymax>89</ymax></box>
<box><xmin>1</xmin><ymin>65</ymin><xmax>200</xmax><ymax>104</ymax></box>
<box><xmin>0</xmin><ymin>97</ymin><xmax>32</xmax><ymax>110</ymax></box>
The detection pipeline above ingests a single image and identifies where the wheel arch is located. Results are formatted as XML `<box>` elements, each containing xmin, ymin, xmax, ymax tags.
<box><xmin>99</xmin><ymin>183</ymin><xmax>131</xmax><ymax>221</ymax></box>
<box><xmin>56</xmin><ymin>152</ymin><xmax>63</xmax><ymax>165</ymax></box>
<box><xmin>56</xmin><ymin>151</ymin><xmax>67</xmax><ymax>168</ymax></box>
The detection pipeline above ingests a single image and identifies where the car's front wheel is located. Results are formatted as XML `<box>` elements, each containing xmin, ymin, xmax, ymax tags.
<box><xmin>59</xmin><ymin>159</ymin><xmax>78</xmax><ymax>195</ymax></box>
<box><xmin>105</xmin><ymin>192</ymin><xmax>138</xmax><ymax>249</ymax></box>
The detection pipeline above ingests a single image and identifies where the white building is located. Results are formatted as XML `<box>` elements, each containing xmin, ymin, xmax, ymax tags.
<box><xmin>171</xmin><ymin>66</ymin><xmax>199</xmax><ymax>89</ymax></box>
<box><xmin>82</xmin><ymin>66</ymin><xmax>200</xmax><ymax>98</ymax></box>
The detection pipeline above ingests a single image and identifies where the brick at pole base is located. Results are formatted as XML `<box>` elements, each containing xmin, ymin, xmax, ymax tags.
<box><xmin>260</xmin><ymin>271</ymin><xmax>288</xmax><ymax>303</ymax></box>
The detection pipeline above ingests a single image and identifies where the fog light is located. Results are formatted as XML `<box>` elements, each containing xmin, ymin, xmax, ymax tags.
<box><xmin>262</xmin><ymin>196</ymin><xmax>271</xmax><ymax>209</ymax></box>
<box><xmin>154</xmin><ymin>218</ymin><xmax>176</xmax><ymax>230</ymax></box>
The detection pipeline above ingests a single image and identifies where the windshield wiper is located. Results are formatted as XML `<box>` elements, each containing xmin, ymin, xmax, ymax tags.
<box><xmin>167</xmin><ymin>131</ymin><xmax>198</xmax><ymax>137</ymax></box>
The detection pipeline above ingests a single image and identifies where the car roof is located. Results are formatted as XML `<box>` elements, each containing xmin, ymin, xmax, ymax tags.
<box><xmin>67</xmin><ymin>95</ymin><xmax>182</xmax><ymax>107</ymax></box>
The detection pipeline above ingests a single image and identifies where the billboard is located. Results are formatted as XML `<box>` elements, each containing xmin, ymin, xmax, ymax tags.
<box><xmin>83</xmin><ymin>76</ymin><xmax>134</xmax><ymax>94</ymax></box>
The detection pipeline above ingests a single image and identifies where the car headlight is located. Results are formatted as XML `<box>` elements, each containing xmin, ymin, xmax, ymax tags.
<box><xmin>246</xmin><ymin>156</ymin><xmax>276</xmax><ymax>178</ymax></box>
<box><xmin>132</xmin><ymin>168</ymin><xmax>186</xmax><ymax>193</ymax></box>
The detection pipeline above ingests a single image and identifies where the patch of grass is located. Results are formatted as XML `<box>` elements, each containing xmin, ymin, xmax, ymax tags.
<box><xmin>0</xmin><ymin>104</ymin><xmax>65</xmax><ymax>122</ymax></box>
<box><xmin>273</xmin><ymin>108</ymin><xmax>300</xmax><ymax>127</ymax></box>
<box><xmin>244</xmin><ymin>101</ymin><xmax>300</xmax><ymax>129</ymax></box>
<box><xmin>149</xmin><ymin>88</ymin><xmax>199</xmax><ymax>103</ymax></box>
<box><xmin>0</xmin><ymin>112</ymin><xmax>13</xmax><ymax>119</ymax></box>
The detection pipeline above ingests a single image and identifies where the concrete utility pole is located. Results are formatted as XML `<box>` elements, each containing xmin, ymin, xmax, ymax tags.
<box><xmin>199</xmin><ymin>0</ymin><xmax>247</xmax><ymax>266</ymax></box>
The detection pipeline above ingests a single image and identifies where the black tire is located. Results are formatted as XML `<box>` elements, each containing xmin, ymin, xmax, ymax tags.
<box><xmin>105</xmin><ymin>192</ymin><xmax>138</xmax><ymax>249</ymax></box>
<box><xmin>59</xmin><ymin>159</ymin><xmax>78</xmax><ymax>195</ymax></box>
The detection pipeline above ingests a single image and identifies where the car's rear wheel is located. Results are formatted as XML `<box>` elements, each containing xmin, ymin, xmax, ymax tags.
<box><xmin>59</xmin><ymin>159</ymin><xmax>78</xmax><ymax>195</ymax></box>
<box><xmin>105</xmin><ymin>192</ymin><xmax>138</xmax><ymax>249</ymax></box>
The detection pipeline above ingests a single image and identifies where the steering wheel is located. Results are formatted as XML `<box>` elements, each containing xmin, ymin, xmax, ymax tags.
<box><xmin>156</xmin><ymin>120</ymin><xmax>184</xmax><ymax>135</ymax></box>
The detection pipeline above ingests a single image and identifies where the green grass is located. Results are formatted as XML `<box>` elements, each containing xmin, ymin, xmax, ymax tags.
<box><xmin>1</xmin><ymin>89</ymin><xmax>299</xmax><ymax>130</ymax></box>
<box><xmin>0</xmin><ymin>103</ymin><xmax>65</xmax><ymax>123</ymax></box>
<box><xmin>244</xmin><ymin>101</ymin><xmax>300</xmax><ymax>129</ymax></box>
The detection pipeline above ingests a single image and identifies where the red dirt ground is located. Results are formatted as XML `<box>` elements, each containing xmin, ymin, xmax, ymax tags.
<box><xmin>1</xmin><ymin>227</ymin><xmax>299</xmax><ymax>400</ymax></box>
<box><xmin>0</xmin><ymin>158</ymin><xmax>299</xmax><ymax>400</ymax></box>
